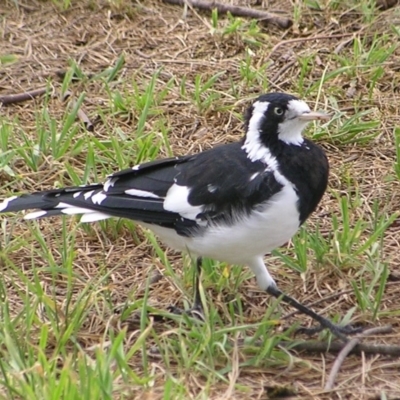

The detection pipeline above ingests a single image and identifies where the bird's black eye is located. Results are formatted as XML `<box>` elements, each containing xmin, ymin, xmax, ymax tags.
<box><xmin>274</xmin><ymin>107</ymin><xmax>284</xmax><ymax>116</ymax></box>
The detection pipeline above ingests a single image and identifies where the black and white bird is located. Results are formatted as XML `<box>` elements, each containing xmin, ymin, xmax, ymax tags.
<box><xmin>0</xmin><ymin>92</ymin><xmax>359</xmax><ymax>340</ymax></box>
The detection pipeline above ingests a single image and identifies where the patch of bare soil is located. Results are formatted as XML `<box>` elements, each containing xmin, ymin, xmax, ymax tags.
<box><xmin>1</xmin><ymin>0</ymin><xmax>400</xmax><ymax>398</ymax></box>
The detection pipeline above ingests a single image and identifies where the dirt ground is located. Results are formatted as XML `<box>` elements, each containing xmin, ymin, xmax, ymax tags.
<box><xmin>2</xmin><ymin>0</ymin><xmax>400</xmax><ymax>399</ymax></box>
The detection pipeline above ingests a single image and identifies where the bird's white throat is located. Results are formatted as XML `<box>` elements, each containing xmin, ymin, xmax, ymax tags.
<box><xmin>277</xmin><ymin>99</ymin><xmax>310</xmax><ymax>146</ymax></box>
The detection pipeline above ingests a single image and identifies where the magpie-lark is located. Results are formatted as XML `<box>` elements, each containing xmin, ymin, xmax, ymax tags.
<box><xmin>0</xmin><ymin>92</ymin><xmax>359</xmax><ymax>340</ymax></box>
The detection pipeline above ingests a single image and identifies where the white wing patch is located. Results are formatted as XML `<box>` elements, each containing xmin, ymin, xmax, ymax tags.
<box><xmin>125</xmin><ymin>189</ymin><xmax>160</xmax><ymax>198</ymax></box>
<box><xmin>55</xmin><ymin>202</ymin><xmax>74</xmax><ymax>209</ymax></box>
<box><xmin>80</xmin><ymin>212</ymin><xmax>111</xmax><ymax>223</ymax></box>
<box><xmin>24</xmin><ymin>210</ymin><xmax>48</xmax><ymax>220</ymax></box>
<box><xmin>0</xmin><ymin>196</ymin><xmax>18</xmax><ymax>212</ymax></box>
<box><xmin>24</xmin><ymin>205</ymin><xmax>111</xmax><ymax>222</ymax></box>
<box><xmin>61</xmin><ymin>206</ymin><xmax>97</xmax><ymax>215</ymax></box>
<box><xmin>84</xmin><ymin>190</ymin><xmax>95</xmax><ymax>200</ymax></box>
<box><xmin>164</xmin><ymin>184</ymin><xmax>203</xmax><ymax>221</ymax></box>
<box><xmin>104</xmin><ymin>177</ymin><xmax>118</xmax><ymax>192</ymax></box>
<box><xmin>91</xmin><ymin>192</ymin><xmax>107</xmax><ymax>205</ymax></box>
<box><xmin>59</xmin><ymin>205</ymin><xmax>112</xmax><ymax>222</ymax></box>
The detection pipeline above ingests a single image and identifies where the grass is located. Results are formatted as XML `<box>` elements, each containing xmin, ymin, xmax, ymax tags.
<box><xmin>1</xmin><ymin>0</ymin><xmax>400</xmax><ymax>398</ymax></box>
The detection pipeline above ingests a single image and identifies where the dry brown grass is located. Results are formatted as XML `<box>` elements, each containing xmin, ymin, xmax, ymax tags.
<box><xmin>1</xmin><ymin>0</ymin><xmax>400</xmax><ymax>398</ymax></box>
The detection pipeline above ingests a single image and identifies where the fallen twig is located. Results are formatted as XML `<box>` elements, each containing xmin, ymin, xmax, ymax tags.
<box><xmin>161</xmin><ymin>0</ymin><xmax>292</xmax><ymax>29</ymax></box>
<box><xmin>285</xmin><ymin>325</ymin><xmax>398</xmax><ymax>357</ymax></box>
<box><xmin>0</xmin><ymin>88</ymin><xmax>48</xmax><ymax>106</ymax></box>
<box><xmin>287</xmin><ymin>340</ymin><xmax>400</xmax><ymax>356</ymax></box>
<box><xmin>324</xmin><ymin>338</ymin><xmax>359</xmax><ymax>390</ymax></box>
<box><xmin>146</xmin><ymin>323</ymin><xmax>400</xmax><ymax>360</ymax></box>
<box><xmin>324</xmin><ymin>325</ymin><xmax>394</xmax><ymax>390</ymax></box>
<box><xmin>269</xmin><ymin>33</ymin><xmax>355</xmax><ymax>58</ymax></box>
<box><xmin>270</xmin><ymin>59</ymin><xmax>297</xmax><ymax>84</ymax></box>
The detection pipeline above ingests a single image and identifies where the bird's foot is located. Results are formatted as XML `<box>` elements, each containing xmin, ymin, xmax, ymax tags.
<box><xmin>296</xmin><ymin>322</ymin><xmax>363</xmax><ymax>339</ymax></box>
<box><xmin>167</xmin><ymin>304</ymin><xmax>205</xmax><ymax>321</ymax></box>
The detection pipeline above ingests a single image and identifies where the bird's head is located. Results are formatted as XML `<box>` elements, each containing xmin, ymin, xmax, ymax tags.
<box><xmin>243</xmin><ymin>93</ymin><xmax>329</xmax><ymax>155</ymax></box>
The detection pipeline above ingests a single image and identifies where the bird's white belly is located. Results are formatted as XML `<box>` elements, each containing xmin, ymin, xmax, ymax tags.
<box><xmin>144</xmin><ymin>185</ymin><xmax>300</xmax><ymax>264</ymax></box>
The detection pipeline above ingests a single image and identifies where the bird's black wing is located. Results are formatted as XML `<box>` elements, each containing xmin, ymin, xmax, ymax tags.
<box><xmin>0</xmin><ymin>143</ymin><xmax>284</xmax><ymax>236</ymax></box>
<box><xmin>171</xmin><ymin>142</ymin><xmax>284</xmax><ymax>224</ymax></box>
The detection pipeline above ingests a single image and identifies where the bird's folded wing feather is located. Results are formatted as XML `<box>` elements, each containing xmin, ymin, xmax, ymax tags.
<box><xmin>0</xmin><ymin>143</ymin><xmax>284</xmax><ymax>236</ymax></box>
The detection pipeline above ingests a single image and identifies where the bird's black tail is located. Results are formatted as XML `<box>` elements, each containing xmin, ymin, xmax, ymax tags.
<box><xmin>0</xmin><ymin>184</ymin><xmax>112</xmax><ymax>222</ymax></box>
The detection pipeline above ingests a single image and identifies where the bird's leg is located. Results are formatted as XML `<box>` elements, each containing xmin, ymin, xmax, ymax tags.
<box><xmin>192</xmin><ymin>256</ymin><xmax>204</xmax><ymax>314</ymax></box>
<box><xmin>168</xmin><ymin>257</ymin><xmax>204</xmax><ymax>319</ymax></box>
<box><xmin>266</xmin><ymin>285</ymin><xmax>362</xmax><ymax>342</ymax></box>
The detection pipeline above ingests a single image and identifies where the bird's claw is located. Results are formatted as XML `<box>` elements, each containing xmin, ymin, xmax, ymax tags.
<box><xmin>296</xmin><ymin>322</ymin><xmax>363</xmax><ymax>338</ymax></box>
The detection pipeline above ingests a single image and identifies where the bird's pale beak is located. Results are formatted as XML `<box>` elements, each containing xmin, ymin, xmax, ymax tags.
<box><xmin>298</xmin><ymin>111</ymin><xmax>330</xmax><ymax>121</ymax></box>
